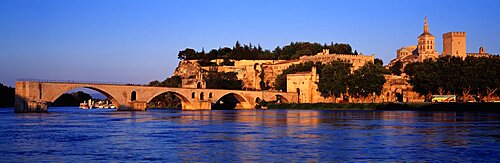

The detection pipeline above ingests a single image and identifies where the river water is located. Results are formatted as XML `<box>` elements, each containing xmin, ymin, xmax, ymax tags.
<box><xmin>0</xmin><ymin>107</ymin><xmax>499</xmax><ymax>162</ymax></box>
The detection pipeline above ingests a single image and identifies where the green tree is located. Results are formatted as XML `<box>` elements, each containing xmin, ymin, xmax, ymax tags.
<box><xmin>148</xmin><ymin>76</ymin><xmax>182</xmax><ymax>87</ymax></box>
<box><xmin>178</xmin><ymin>48</ymin><xmax>197</xmax><ymax>60</ymax></box>
<box><xmin>348</xmin><ymin>62</ymin><xmax>387</xmax><ymax>101</ymax></box>
<box><xmin>404</xmin><ymin>56</ymin><xmax>500</xmax><ymax>101</ymax></box>
<box><xmin>404</xmin><ymin>59</ymin><xmax>440</xmax><ymax>99</ymax></box>
<box><xmin>147</xmin><ymin>92</ymin><xmax>181</xmax><ymax>108</ymax></box>
<box><xmin>389</xmin><ymin>60</ymin><xmax>403</xmax><ymax>75</ymax></box>
<box><xmin>318</xmin><ymin>61</ymin><xmax>352</xmax><ymax>98</ymax></box>
<box><xmin>258</xmin><ymin>68</ymin><xmax>269</xmax><ymax>90</ymax></box>
<box><xmin>206</xmin><ymin>71</ymin><xmax>243</xmax><ymax>90</ymax></box>
<box><xmin>374</xmin><ymin>58</ymin><xmax>383</xmax><ymax>66</ymax></box>
<box><xmin>0</xmin><ymin>83</ymin><xmax>14</xmax><ymax>107</ymax></box>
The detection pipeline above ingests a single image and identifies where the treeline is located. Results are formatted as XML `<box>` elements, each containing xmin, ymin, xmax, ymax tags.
<box><xmin>0</xmin><ymin>83</ymin><xmax>15</xmax><ymax>107</ymax></box>
<box><xmin>52</xmin><ymin>91</ymin><xmax>93</xmax><ymax>106</ymax></box>
<box><xmin>404</xmin><ymin>56</ymin><xmax>500</xmax><ymax>101</ymax></box>
<box><xmin>178</xmin><ymin>41</ymin><xmax>356</xmax><ymax>61</ymax></box>
<box><xmin>274</xmin><ymin>60</ymin><xmax>387</xmax><ymax>101</ymax></box>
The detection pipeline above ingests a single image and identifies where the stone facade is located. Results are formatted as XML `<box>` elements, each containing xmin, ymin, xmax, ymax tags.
<box><xmin>397</xmin><ymin>46</ymin><xmax>417</xmax><ymax>58</ymax></box>
<box><xmin>261</xmin><ymin>49</ymin><xmax>374</xmax><ymax>91</ymax></box>
<box><xmin>286</xmin><ymin>67</ymin><xmax>340</xmax><ymax>103</ymax></box>
<box><xmin>174</xmin><ymin>49</ymin><xmax>375</xmax><ymax>91</ymax></box>
<box><xmin>443</xmin><ymin>32</ymin><xmax>467</xmax><ymax>58</ymax></box>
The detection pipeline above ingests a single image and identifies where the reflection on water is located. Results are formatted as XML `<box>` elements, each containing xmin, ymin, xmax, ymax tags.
<box><xmin>0</xmin><ymin>107</ymin><xmax>499</xmax><ymax>162</ymax></box>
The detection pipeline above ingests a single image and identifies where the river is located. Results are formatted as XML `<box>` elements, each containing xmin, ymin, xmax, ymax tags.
<box><xmin>0</xmin><ymin>107</ymin><xmax>498</xmax><ymax>162</ymax></box>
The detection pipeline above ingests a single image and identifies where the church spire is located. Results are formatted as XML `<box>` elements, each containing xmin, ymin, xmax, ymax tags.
<box><xmin>423</xmin><ymin>16</ymin><xmax>429</xmax><ymax>34</ymax></box>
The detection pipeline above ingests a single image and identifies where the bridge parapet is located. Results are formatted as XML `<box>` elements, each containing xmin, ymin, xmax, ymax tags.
<box><xmin>17</xmin><ymin>78</ymin><xmax>142</xmax><ymax>86</ymax></box>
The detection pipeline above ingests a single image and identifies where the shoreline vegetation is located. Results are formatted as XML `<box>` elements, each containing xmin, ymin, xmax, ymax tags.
<box><xmin>266</xmin><ymin>102</ymin><xmax>500</xmax><ymax>111</ymax></box>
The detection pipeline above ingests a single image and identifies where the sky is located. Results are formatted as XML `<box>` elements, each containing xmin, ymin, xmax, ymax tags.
<box><xmin>1</xmin><ymin>0</ymin><xmax>499</xmax><ymax>87</ymax></box>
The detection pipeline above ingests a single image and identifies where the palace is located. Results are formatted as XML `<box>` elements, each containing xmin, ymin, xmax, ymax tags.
<box><xmin>389</xmin><ymin>17</ymin><xmax>492</xmax><ymax>67</ymax></box>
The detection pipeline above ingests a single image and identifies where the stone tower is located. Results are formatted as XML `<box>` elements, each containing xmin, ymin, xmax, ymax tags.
<box><xmin>442</xmin><ymin>32</ymin><xmax>467</xmax><ymax>58</ymax></box>
<box><xmin>417</xmin><ymin>16</ymin><xmax>439</xmax><ymax>61</ymax></box>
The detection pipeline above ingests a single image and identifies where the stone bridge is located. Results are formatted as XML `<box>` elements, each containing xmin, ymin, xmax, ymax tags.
<box><xmin>14</xmin><ymin>80</ymin><xmax>298</xmax><ymax>112</ymax></box>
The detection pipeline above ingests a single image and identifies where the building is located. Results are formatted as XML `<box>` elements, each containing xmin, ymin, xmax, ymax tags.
<box><xmin>417</xmin><ymin>16</ymin><xmax>439</xmax><ymax>61</ymax></box>
<box><xmin>388</xmin><ymin>16</ymin><xmax>492</xmax><ymax>67</ymax></box>
<box><xmin>442</xmin><ymin>32</ymin><xmax>467</xmax><ymax>58</ymax></box>
<box><xmin>175</xmin><ymin>49</ymin><xmax>375</xmax><ymax>91</ymax></box>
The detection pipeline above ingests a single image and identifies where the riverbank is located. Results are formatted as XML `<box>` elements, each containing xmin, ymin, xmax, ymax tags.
<box><xmin>266</xmin><ymin>102</ymin><xmax>500</xmax><ymax>111</ymax></box>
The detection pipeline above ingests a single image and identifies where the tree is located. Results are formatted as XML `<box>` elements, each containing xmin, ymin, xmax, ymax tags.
<box><xmin>178</xmin><ymin>48</ymin><xmax>197</xmax><ymax>60</ymax></box>
<box><xmin>389</xmin><ymin>60</ymin><xmax>403</xmax><ymax>75</ymax></box>
<box><xmin>52</xmin><ymin>93</ymin><xmax>79</xmax><ymax>106</ymax></box>
<box><xmin>259</xmin><ymin>68</ymin><xmax>269</xmax><ymax>90</ymax></box>
<box><xmin>348</xmin><ymin>62</ymin><xmax>387</xmax><ymax>102</ymax></box>
<box><xmin>404</xmin><ymin>56</ymin><xmax>500</xmax><ymax>102</ymax></box>
<box><xmin>0</xmin><ymin>83</ymin><xmax>15</xmax><ymax>107</ymax></box>
<box><xmin>148</xmin><ymin>76</ymin><xmax>182</xmax><ymax>87</ymax></box>
<box><xmin>318</xmin><ymin>61</ymin><xmax>352</xmax><ymax>98</ymax></box>
<box><xmin>404</xmin><ymin>59</ymin><xmax>440</xmax><ymax>99</ymax></box>
<box><xmin>51</xmin><ymin>91</ymin><xmax>92</xmax><ymax>106</ymax></box>
<box><xmin>147</xmin><ymin>93</ymin><xmax>181</xmax><ymax>108</ymax></box>
<box><xmin>374</xmin><ymin>58</ymin><xmax>383</xmax><ymax>66</ymax></box>
<box><xmin>206</xmin><ymin>71</ymin><xmax>243</xmax><ymax>90</ymax></box>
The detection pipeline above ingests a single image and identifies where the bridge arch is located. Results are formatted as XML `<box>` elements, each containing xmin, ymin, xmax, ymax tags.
<box><xmin>275</xmin><ymin>94</ymin><xmax>289</xmax><ymax>103</ymax></box>
<box><xmin>146</xmin><ymin>91</ymin><xmax>193</xmax><ymax>109</ymax></box>
<box><xmin>214</xmin><ymin>92</ymin><xmax>253</xmax><ymax>109</ymax></box>
<box><xmin>49</xmin><ymin>85</ymin><xmax>121</xmax><ymax>109</ymax></box>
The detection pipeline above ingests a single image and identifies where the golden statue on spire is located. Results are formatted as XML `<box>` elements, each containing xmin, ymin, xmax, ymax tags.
<box><xmin>424</xmin><ymin>16</ymin><xmax>429</xmax><ymax>33</ymax></box>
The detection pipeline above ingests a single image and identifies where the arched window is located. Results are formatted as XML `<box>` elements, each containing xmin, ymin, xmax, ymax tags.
<box><xmin>131</xmin><ymin>91</ymin><xmax>137</xmax><ymax>101</ymax></box>
<box><xmin>200</xmin><ymin>92</ymin><xmax>204</xmax><ymax>100</ymax></box>
<box><xmin>191</xmin><ymin>92</ymin><xmax>195</xmax><ymax>99</ymax></box>
<box><xmin>209</xmin><ymin>92</ymin><xmax>213</xmax><ymax>99</ymax></box>
<box><xmin>197</xmin><ymin>82</ymin><xmax>202</xmax><ymax>89</ymax></box>
<box><xmin>255</xmin><ymin>97</ymin><xmax>261</xmax><ymax>103</ymax></box>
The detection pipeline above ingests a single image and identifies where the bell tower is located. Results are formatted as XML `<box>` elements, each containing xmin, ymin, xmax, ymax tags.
<box><xmin>417</xmin><ymin>16</ymin><xmax>439</xmax><ymax>61</ymax></box>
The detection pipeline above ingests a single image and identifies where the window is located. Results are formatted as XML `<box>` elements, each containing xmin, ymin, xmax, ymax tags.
<box><xmin>131</xmin><ymin>91</ymin><xmax>137</xmax><ymax>101</ymax></box>
<box><xmin>209</xmin><ymin>92</ymin><xmax>213</xmax><ymax>99</ymax></box>
<box><xmin>191</xmin><ymin>92</ymin><xmax>195</xmax><ymax>99</ymax></box>
<box><xmin>200</xmin><ymin>92</ymin><xmax>204</xmax><ymax>100</ymax></box>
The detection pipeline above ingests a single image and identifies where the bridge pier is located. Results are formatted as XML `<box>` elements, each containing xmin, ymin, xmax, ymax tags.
<box><xmin>118</xmin><ymin>101</ymin><xmax>147</xmax><ymax>111</ymax></box>
<box><xmin>15</xmin><ymin>100</ymin><xmax>48</xmax><ymax>113</ymax></box>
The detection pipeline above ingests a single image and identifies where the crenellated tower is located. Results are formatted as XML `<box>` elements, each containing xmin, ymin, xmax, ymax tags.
<box><xmin>442</xmin><ymin>32</ymin><xmax>467</xmax><ymax>58</ymax></box>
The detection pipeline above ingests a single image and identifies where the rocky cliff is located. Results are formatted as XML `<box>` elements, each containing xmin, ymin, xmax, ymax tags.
<box><xmin>172</xmin><ymin>60</ymin><xmax>201</xmax><ymax>79</ymax></box>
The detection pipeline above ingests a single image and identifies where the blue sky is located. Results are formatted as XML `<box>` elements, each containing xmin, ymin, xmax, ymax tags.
<box><xmin>1</xmin><ymin>0</ymin><xmax>499</xmax><ymax>87</ymax></box>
